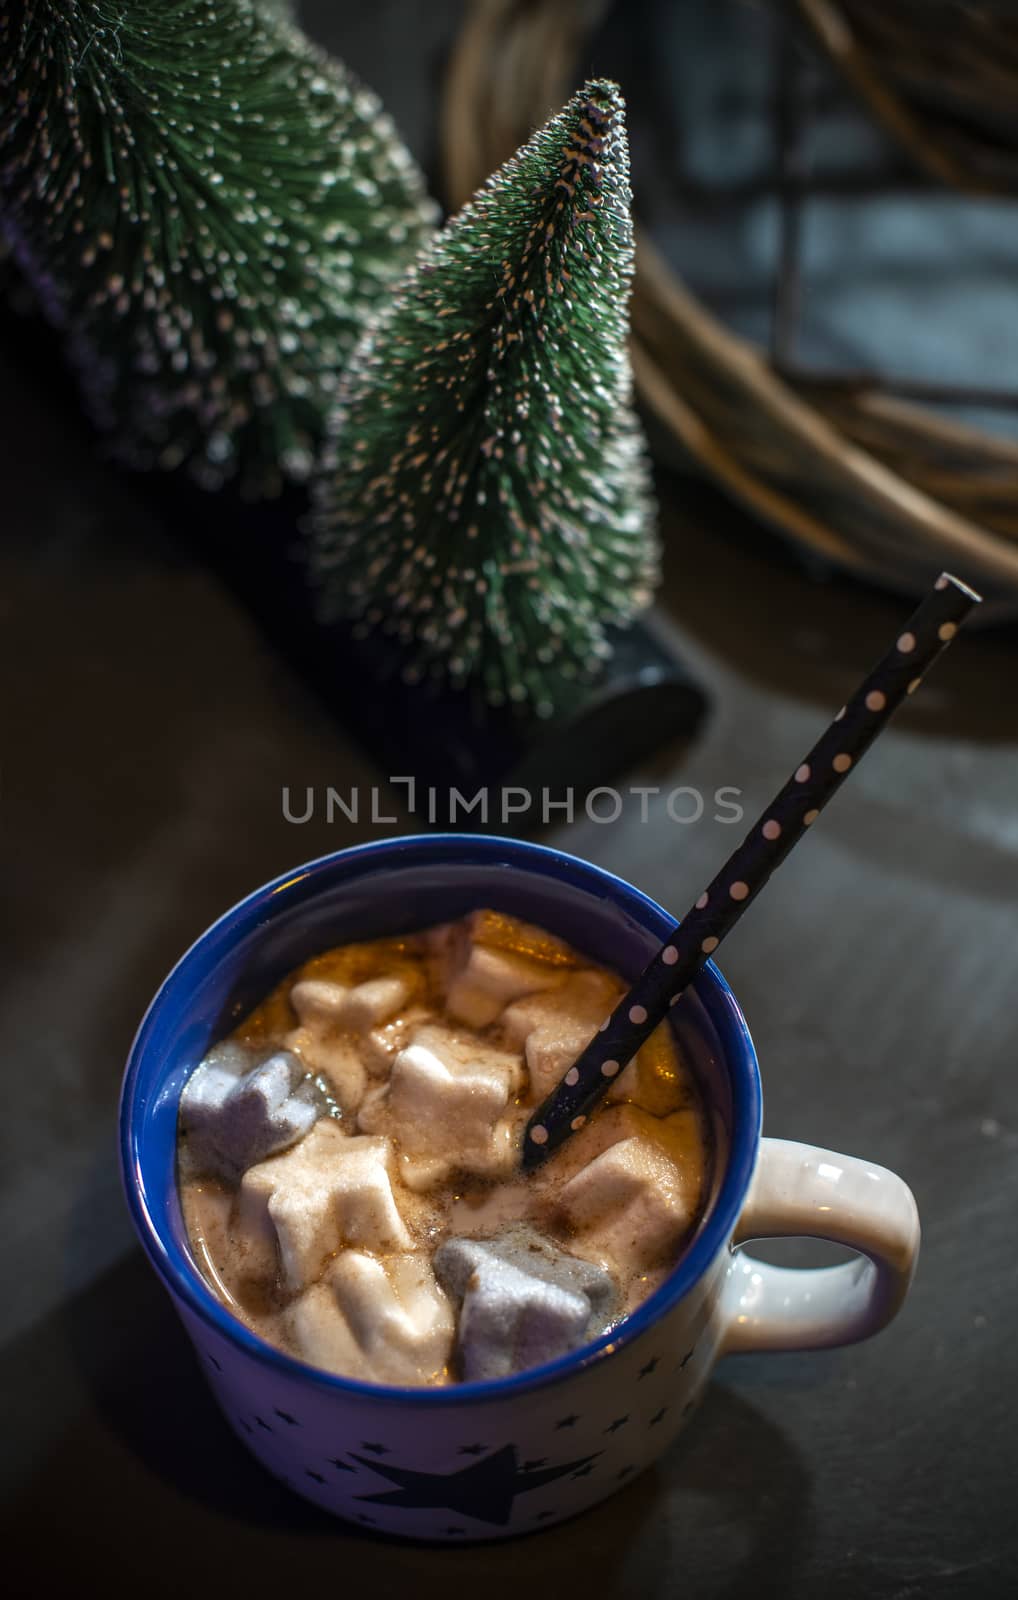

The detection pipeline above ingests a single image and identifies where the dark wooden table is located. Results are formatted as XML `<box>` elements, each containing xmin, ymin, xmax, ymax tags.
<box><xmin>3</xmin><ymin>4</ymin><xmax>1017</xmax><ymax>1596</ymax></box>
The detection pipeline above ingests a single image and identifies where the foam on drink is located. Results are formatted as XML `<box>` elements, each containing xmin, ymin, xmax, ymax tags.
<box><xmin>177</xmin><ymin>910</ymin><xmax>711</xmax><ymax>1385</ymax></box>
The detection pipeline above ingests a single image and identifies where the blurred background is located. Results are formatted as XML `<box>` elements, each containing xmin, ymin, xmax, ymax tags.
<box><xmin>2</xmin><ymin>4</ymin><xmax>1017</xmax><ymax>1597</ymax></box>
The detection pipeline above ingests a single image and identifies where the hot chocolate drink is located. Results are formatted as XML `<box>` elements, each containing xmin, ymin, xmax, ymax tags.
<box><xmin>177</xmin><ymin>909</ymin><xmax>710</xmax><ymax>1385</ymax></box>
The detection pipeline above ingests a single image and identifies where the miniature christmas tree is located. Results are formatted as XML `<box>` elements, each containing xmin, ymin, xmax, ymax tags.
<box><xmin>312</xmin><ymin>79</ymin><xmax>658</xmax><ymax>717</ymax></box>
<box><xmin>0</xmin><ymin>0</ymin><xmax>436</xmax><ymax>493</ymax></box>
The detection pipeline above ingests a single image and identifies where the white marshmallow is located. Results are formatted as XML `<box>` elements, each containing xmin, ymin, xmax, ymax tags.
<box><xmin>446</xmin><ymin>943</ymin><xmax>563</xmax><ymax>1028</ymax></box>
<box><xmin>288</xmin><ymin>1252</ymin><xmax>453</xmax><ymax>1384</ymax></box>
<box><xmin>288</xmin><ymin>1282</ymin><xmax>370</xmax><ymax>1380</ymax></box>
<box><xmin>340</xmin><ymin>976</ymin><xmax>412</xmax><ymax>1029</ymax></box>
<box><xmin>285</xmin><ymin>977</ymin><xmax>414</xmax><ymax>1113</ymax></box>
<box><xmin>291</xmin><ymin>975</ymin><xmax>410</xmax><ymax>1030</ymax></box>
<box><xmin>533</xmin><ymin>1102</ymin><xmax>703</xmax><ymax>1190</ymax></box>
<box><xmin>289</xmin><ymin>979</ymin><xmax>350</xmax><ymax>1026</ymax></box>
<box><xmin>502</xmin><ymin>969</ymin><xmax>622</xmax><ymax>1097</ymax></box>
<box><xmin>390</xmin><ymin>1043</ymin><xmax>506</xmax><ymax>1148</ymax></box>
<box><xmin>556</xmin><ymin>1132</ymin><xmax>701</xmax><ymax>1269</ymax></box>
<box><xmin>333</xmin><ymin>1252</ymin><xmax>454</xmax><ymax>1382</ymax></box>
<box><xmin>394</xmin><ymin>1151</ymin><xmax>456</xmax><ymax>1194</ymax></box>
<box><xmin>384</xmin><ymin>1024</ymin><xmax>522</xmax><ymax>1176</ymax></box>
<box><xmin>360</xmin><ymin>1004</ymin><xmax>435</xmax><ymax>1077</ymax></box>
<box><xmin>503</xmin><ymin>970</ymin><xmax>687</xmax><ymax>1113</ymax></box>
<box><xmin>239</xmin><ymin>1122</ymin><xmax>412</xmax><ymax>1291</ymax></box>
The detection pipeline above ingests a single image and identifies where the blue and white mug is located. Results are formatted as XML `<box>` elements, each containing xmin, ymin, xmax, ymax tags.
<box><xmin>120</xmin><ymin>834</ymin><xmax>919</xmax><ymax>1541</ymax></box>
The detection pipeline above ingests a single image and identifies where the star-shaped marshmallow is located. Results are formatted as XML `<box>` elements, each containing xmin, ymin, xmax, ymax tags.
<box><xmin>553</xmin><ymin>1107</ymin><xmax>706</xmax><ymax>1270</ymax></box>
<box><xmin>443</xmin><ymin>916</ymin><xmax>565</xmax><ymax>1028</ymax></box>
<box><xmin>284</xmin><ymin>975</ymin><xmax>416</xmax><ymax>1115</ymax></box>
<box><xmin>290</xmin><ymin>975</ymin><xmax>411</xmax><ymax>1031</ymax></box>
<box><xmin>359</xmin><ymin>1023</ymin><xmax>523</xmax><ymax>1183</ymax></box>
<box><xmin>290</xmin><ymin>1251</ymin><xmax>454</xmax><ymax>1384</ymax></box>
<box><xmin>179</xmin><ymin>1042</ymin><xmax>317</xmax><ymax>1178</ymax></box>
<box><xmin>434</xmin><ymin>1227</ymin><xmax>618</xmax><ymax>1381</ymax></box>
<box><xmin>503</xmin><ymin>970</ymin><xmax>686</xmax><ymax>1114</ymax></box>
<box><xmin>239</xmin><ymin>1122</ymin><xmax>412</xmax><ymax>1291</ymax></box>
<box><xmin>501</xmin><ymin>969</ymin><xmax>622</xmax><ymax>1098</ymax></box>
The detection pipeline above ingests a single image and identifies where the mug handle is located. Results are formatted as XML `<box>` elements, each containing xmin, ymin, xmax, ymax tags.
<box><xmin>721</xmin><ymin>1137</ymin><xmax>920</xmax><ymax>1353</ymax></box>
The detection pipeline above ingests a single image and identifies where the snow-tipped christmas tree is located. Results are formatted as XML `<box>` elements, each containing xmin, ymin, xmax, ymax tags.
<box><xmin>0</xmin><ymin>0</ymin><xmax>436</xmax><ymax>493</ymax></box>
<box><xmin>312</xmin><ymin>79</ymin><xmax>658</xmax><ymax>716</ymax></box>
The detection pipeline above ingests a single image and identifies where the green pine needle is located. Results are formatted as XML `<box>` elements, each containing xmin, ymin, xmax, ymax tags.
<box><xmin>0</xmin><ymin>0</ymin><xmax>436</xmax><ymax>494</ymax></box>
<box><xmin>312</xmin><ymin>78</ymin><xmax>659</xmax><ymax>718</ymax></box>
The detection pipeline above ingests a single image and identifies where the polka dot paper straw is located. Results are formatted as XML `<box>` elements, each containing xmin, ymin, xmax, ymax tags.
<box><xmin>521</xmin><ymin>571</ymin><xmax>982</xmax><ymax>1171</ymax></box>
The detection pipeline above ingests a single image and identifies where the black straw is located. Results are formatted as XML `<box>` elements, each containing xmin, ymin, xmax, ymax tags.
<box><xmin>520</xmin><ymin>572</ymin><xmax>982</xmax><ymax>1171</ymax></box>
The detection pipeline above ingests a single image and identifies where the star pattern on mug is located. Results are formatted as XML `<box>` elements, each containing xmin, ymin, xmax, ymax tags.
<box><xmin>351</xmin><ymin>1444</ymin><xmax>600</xmax><ymax>1526</ymax></box>
<box><xmin>360</xmin><ymin>1441</ymin><xmax>390</xmax><ymax>1454</ymax></box>
<box><xmin>306</xmin><ymin>1469</ymin><xmax>326</xmax><ymax>1484</ymax></box>
<box><xmin>638</xmin><ymin>1356</ymin><xmax>660</xmax><ymax>1379</ymax></box>
<box><xmin>330</xmin><ymin>1457</ymin><xmax>355</xmax><ymax>1472</ymax></box>
<box><xmin>255</xmin><ymin>1415</ymin><xmax>273</xmax><ymax>1431</ymax></box>
<box><xmin>274</xmin><ymin>1407</ymin><xmax>299</xmax><ymax>1425</ymax></box>
<box><xmin>603</xmin><ymin>1416</ymin><xmax>629</xmax><ymax>1434</ymax></box>
<box><xmin>649</xmin><ymin>1407</ymin><xmax>668</xmax><ymax>1426</ymax></box>
<box><xmin>554</xmin><ymin>1414</ymin><xmax>579</xmax><ymax>1429</ymax></box>
<box><xmin>457</xmin><ymin>1443</ymin><xmax>488</xmax><ymax>1455</ymax></box>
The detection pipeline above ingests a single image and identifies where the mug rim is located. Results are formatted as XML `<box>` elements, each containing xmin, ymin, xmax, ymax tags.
<box><xmin>119</xmin><ymin>833</ymin><xmax>762</xmax><ymax>1406</ymax></box>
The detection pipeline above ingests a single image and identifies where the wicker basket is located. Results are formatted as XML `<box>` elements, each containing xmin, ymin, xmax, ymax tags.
<box><xmin>442</xmin><ymin>0</ymin><xmax>1018</xmax><ymax>614</ymax></box>
<box><xmin>799</xmin><ymin>0</ymin><xmax>1018</xmax><ymax>195</ymax></box>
